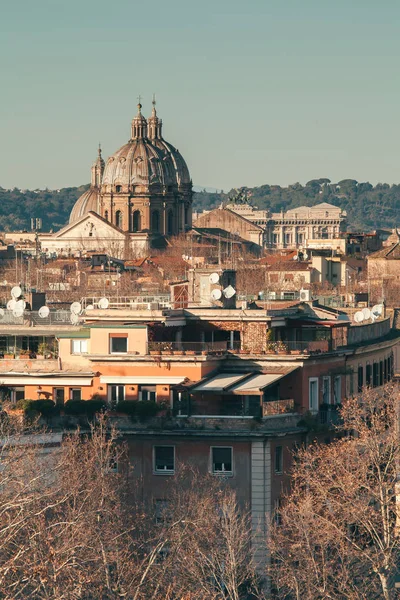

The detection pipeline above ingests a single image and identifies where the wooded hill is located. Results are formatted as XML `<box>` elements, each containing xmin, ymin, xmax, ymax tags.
<box><xmin>0</xmin><ymin>178</ymin><xmax>397</xmax><ymax>232</ymax></box>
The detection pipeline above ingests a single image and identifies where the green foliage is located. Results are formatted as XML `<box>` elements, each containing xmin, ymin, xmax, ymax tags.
<box><xmin>135</xmin><ymin>400</ymin><xmax>162</xmax><ymax>420</ymax></box>
<box><xmin>193</xmin><ymin>179</ymin><xmax>400</xmax><ymax>231</ymax></box>
<box><xmin>64</xmin><ymin>399</ymin><xmax>106</xmax><ymax>417</ymax></box>
<box><xmin>115</xmin><ymin>401</ymin><xmax>137</xmax><ymax>416</ymax></box>
<box><xmin>25</xmin><ymin>399</ymin><xmax>56</xmax><ymax>418</ymax></box>
<box><xmin>0</xmin><ymin>185</ymin><xmax>88</xmax><ymax>232</ymax></box>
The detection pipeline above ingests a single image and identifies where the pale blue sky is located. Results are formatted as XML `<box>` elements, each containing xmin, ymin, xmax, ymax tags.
<box><xmin>1</xmin><ymin>0</ymin><xmax>400</xmax><ymax>190</ymax></box>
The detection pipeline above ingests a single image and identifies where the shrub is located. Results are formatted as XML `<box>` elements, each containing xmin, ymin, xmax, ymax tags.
<box><xmin>27</xmin><ymin>399</ymin><xmax>57</xmax><ymax>418</ymax></box>
<box><xmin>135</xmin><ymin>400</ymin><xmax>160</xmax><ymax>420</ymax></box>
<box><xmin>14</xmin><ymin>398</ymin><xmax>33</xmax><ymax>411</ymax></box>
<box><xmin>64</xmin><ymin>399</ymin><xmax>107</xmax><ymax>417</ymax></box>
<box><xmin>64</xmin><ymin>400</ymin><xmax>88</xmax><ymax>416</ymax></box>
<box><xmin>115</xmin><ymin>401</ymin><xmax>137</xmax><ymax>416</ymax></box>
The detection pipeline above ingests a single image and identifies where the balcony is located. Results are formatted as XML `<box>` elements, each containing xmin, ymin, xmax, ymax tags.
<box><xmin>148</xmin><ymin>341</ymin><xmax>229</xmax><ymax>356</ymax></box>
<box><xmin>265</xmin><ymin>340</ymin><xmax>331</xmax><ymax>355</ymax></box>
<box><xmin>263</xmin><ymin>398</ymin><xmax>295</xmax><ymax>416</ymax></box>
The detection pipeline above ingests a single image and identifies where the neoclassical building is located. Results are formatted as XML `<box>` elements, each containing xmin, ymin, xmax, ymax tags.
<box><xmin>41</xmin><ymin>100</ymin><xmax>193</xmax><ymax>257</ymax></box>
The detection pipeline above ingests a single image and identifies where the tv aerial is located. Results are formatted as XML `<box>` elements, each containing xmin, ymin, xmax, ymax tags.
<box><xmin>98</xmin><ymin>297</ymin><xmax>109</xmax><ymax>309</ymax></box>
<box><xmin>7</xmin><ymin>299</ymin><xmax>16</xmax><ymax>311</ymax></box>
<box><xmin>38</xmin><ymin>306</ymin><xmax>50</xmax><ymax>319</ymax></box>
<box><xmin>70</xmin><ymin>302</ymin><xmax>82</xmax><ymax>315</ymax></box>
<box><xmin>11</xmin><ymin>286</ymin><xmax>22</xmax><ymax>299</ymax></box>
<box><xmin>211</xmin><ymin>288</ymin><xmax>222</xmax><ymax>301</ymax></box>
<box><xmin>362</xmin><ymin>307</ymin><xmax>371</xmax><ymax>320</ymax></box>
<box><xmin>223</xmin><ymin>285</ymin><xmax>236</xmax><ymax>299</ymax></box>
<box><xmin>70</xmin><ymin>313</ymin><xmax>79</xmax><ymax>325</ymax></box>
<box><xmin>13</xmin><ymin>305</ymin><xmax>24</xmax><ymax>318</ymax></box>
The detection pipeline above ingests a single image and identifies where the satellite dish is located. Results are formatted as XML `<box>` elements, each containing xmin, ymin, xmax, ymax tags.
<box><xmin>362</xmin><ymin>308</ymin><xmax>371</xmax><ymax>320</ymax></box>
<box><xmin>0</xmin><ymin>308</ymin><xmax>4</xmax><ymax>319</ymax></box>
<box><xmin>211</xmin><ymin>288</ymin><xmax>222</xmax><ymax>301</ymax></box>
<box><xmin>13</xmin><ymin>306</ymin><xmax>24</xmax><ymax>318</ymax></box>
<box><xmin>209</xmin><ymin>273</ymin><xmax>220</xmax><ymax>284</ymax></box>
<box><xmin>86</xmin><ymin>304</ymin><xmax>94</xmax><ymax>311</ymax></box>
<box><xmin>293</xmin><ymin>255</ymin><xmax>298</xmax><ymax>261</ymax></box>
<box><xmin>223</xmin><ymin>285</ymin><xmax>236</xmax><ymax>299</ymax></box>
<box><xmin>372</xmin><ymin>304</ymin><xmax>383</xmax><ymax>316</ymax></box>
<box><xmin>304</xmin><ymin>253</ymin><xmax>309</xmax><ymax>260</ymax></box>
<box><xmin>11</xmin><ymin>286</ymin><xmax>22</xmax><ymax>299</ymax></box>
<box><xmin>98</xmin><ymin>297</ymin><xmax>109</xmax><ymax>309</ymax></box>
<box><xmin>38</xmin><ymin>306</ymin><xmax>50</xmax><ymax>318</ymax></box>
<box><xmin>354</xmin><ymin>311</ymin><xmax>365</xmax><ymax>323</ymax></box>
<box><xmin>15</xmin><ymin>299</ymin><xmax>25</xmax><ymax>309</ymax></box>
<box><xmin>70</xmin><ymin>302</ymin><xmax>82</xmax><ymax>315</ymax></box>
<box><xmin>70</xmin><ymin>313</ymin><xmax>79</xmax><ymax>325</ymax></box>
<box><xmin>7</xmin><ymin>299</ymin><xmax>16</xmax><ymax>311</ymax></box>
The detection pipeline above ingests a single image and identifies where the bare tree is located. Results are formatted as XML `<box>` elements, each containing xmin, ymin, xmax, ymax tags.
<box><xmin>269</xmin><ymin>384</ymin><xmax>400</xmax><ymax>600</ymax></box>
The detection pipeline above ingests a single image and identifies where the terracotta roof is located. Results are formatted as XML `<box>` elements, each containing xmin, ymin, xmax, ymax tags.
<box><xmin>368</xmin><ymin>243</ymin><xmax>400</xmax><ymax>259</ymax></box>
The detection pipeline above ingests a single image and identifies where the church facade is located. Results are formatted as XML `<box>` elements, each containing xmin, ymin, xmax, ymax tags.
<box><xmin>41</xmin><ymin>100</ymin><xmax>193</xmax><ymax>257</ymax></box>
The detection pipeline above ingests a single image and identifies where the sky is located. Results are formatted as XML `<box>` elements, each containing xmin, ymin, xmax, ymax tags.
<box><xmin>1</xmin><ymin>0</ymin><xmax>400</xmax><ymax>191</ymax></box>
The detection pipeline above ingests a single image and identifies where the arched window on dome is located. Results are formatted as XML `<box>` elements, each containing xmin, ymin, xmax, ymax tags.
<box><xmin>167</xmin><ymin>210</ymin><xmax>174</xmax><ymax>235</ymax></box>
<box><xmin>184</xmin><ymin>205</ymin><xmax>189</xmax><ymax>227</ymax></box>
<box><xmin>115</xmin><ymin>210</ymin><xmax>123</xmax><ymax>229</ymax></box>
<box><xmin>151</xmin><ymin>210</ymin><xmax>160</xmax><ymax>233</ymax></box>
<box><xmin>104</xmin><ymin>210</ymin><xmax>109</xmax><ymax>222</ymax></box>
<box><xmin>132</xmin><ymin>210</ymin><xmax>141</xmax><ymax>233</ymax></box>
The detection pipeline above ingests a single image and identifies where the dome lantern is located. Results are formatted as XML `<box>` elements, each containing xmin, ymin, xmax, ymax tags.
<box><xmin>148</xmin><ymin>94</ymin><xmax>163</xmax><ymax>140</ymax></box>
<box><xmin>131</xmin><ymin>100</ymin><xmax>147</xmax><ymax>140</ymax></box>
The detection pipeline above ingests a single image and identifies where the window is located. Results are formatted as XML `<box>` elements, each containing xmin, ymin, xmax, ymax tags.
<box><xmin>357</xmin><ymin>365</ymin><xmax>363</xmax><ymax>393</ymax></box>
<box><xmin>167</xmin><ymin>210</ymin><xmax>174</xmax><ymax>235</ymax></box>
<box><xmin>366</xmin><ymin>363</ymin><xmax>372</xmax><ymax>386</ymax></box>
<box><xmin>211</xmin><ymin>447</ymin><xmax>233</xmax><ymax>474</ymax></box>
<box><xmin>71</xmin><ymin>339</ymin><xmax>88</xmax><ymax>354</ymax></box>
<box><xmin>309</xmin><ymin>378</ymin><xmax>319</xmax><ymax>413</ymax></box>
<box><xmin>373</xmin><ymin>363</ymin><xmax>379</xmax><ymax>387</ymax></box>
<box><xmin>333</xmin><ymin>375</ymin><xmax>341</xmax><ymax>404</ymax></box>
<box><xmin>154</xmin><ymin>446</ymin><xmax>175</xmax><ymax>474</ymax></box>
<box><xmin>108</xmin><ymin>385</ymin><xmax>124</xmax><ymax>406</ymax></box>
<box><xmin>54</xmin><ymin>388</ymin><xmax>65</xmax><ymax>407</ymax></box>
<box><xmin>116</xmin><ymin>185</ymin><xmax>122</xmax><ymax>193</ymax></box>
<box><xmin>115</xmin><ymin>210</ymin><xmax>122</xmax><ymax>228</ymax></box>
<box><xmin>11</xmin><ymin>387</ymin><xmax>24</xmax><ymax>404</ymax></box>
<box><xmin>139</xmin><ymin>385</ymin><xmax>156</xmax><ymax>402</ymax></box>
<box><xmin>151</xmin><ymin>210</ymin><xmax>160</xmax><ymax>233</ymax></box>
<box><xmin>109</xmin><ymin>335</ymin><xmax>127</xmax><ymax>354</ymax></box>
<box><xmin>379</xmin><ymin>361</ymin><xmax>383</xmax><ymax>386</ymax></box>
<box><xmin>322</xmin><ymin>376</ymin><xmax>331</xmax><ymax>404</ymax></box>
<box><xmin>70</xmin><ymin>388</ymin><xmax>81</xmax><ymax>401</ymax></box>
<box><xmin>274</xmin><ymin>446</ymin><xmax>283</xmax><ymax>474</ymax></box>
<box><xmin>132</xmin><ymin>210</ymin><xmax>141</xmax><ymax>232</ymax></box>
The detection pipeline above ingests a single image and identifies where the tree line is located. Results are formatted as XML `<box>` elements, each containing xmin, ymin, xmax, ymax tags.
<box><xmin>0</xmin><ymin>177</ymin><xmax>399</xmax><ymax>233</ymax></box>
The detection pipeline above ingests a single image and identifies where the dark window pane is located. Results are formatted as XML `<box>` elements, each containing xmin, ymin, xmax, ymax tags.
<box><xmin>212</xmin><ymin>447</ymin><xmax>232</xmax><ymax>473</ymax></box>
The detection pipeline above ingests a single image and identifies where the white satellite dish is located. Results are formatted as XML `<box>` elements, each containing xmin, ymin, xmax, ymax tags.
<box><xmin>86</xmin><ymin>304</ymin><xmax>94</xmax><ymax>311</ymax></box>
<box><xmin>70</xmin><ymin>302</ymin><xmax>82</xmax><ymax>315</ymax></box>
<box><xmin>209</xmin><ymin>272</ymin><xmax>220</xmax><ymax>284</ymax></box>
<box><xmin>372</xmin><ymin>304</ymin><xmax>383</xmax><ymax>316</ymax></box>
<box><xmin>70</xmin><ymin>313</ymin><xmax>79</xmax><ymax>325</ymax></box>
<box><xmin>7</xmin><ymin>299</ymin><xmax>16</xmax><ymax>311</ymax></box>
<box><xmin>362</xmin><ymin>307</ymin><xmax>371</xmax><ymax>320</ymax></box>
<box><xmin>11</xmin><ymin>286</ymin><xmax>22</xmax><ymax>299</ymax></box>
<box><xmin>15</xmin><ymin>299</ymin><xmax>25</xmax><ymax>309</ymax></box>
<box><xmin>354</xmin><ymin>311</ymin><xmax>365</xmax><ymax>323</ymax></box>
<box><xmin>293</xmin><ymin>255</ymin><xmax>298</xmax><ymax>261</ymax></box>
<box><xmin>13</xmin><ymin>306</ymin><xmax>24</xmax><ymax>318</ymax></box>
<box><xmin>0</xmin><ymin>308</ymin><xmax>4</xmax><ymax>319</ymax></box>
<box><xmin>211</xmin><ymin>288</ymin><xmax>222</xmax><ymax>301</ymax></box>
<box><xmin>304</xmin><ymin>253</ymin><xmax>309</xmax><ymax>260</ymax></box>
<box><xmin>38</xmin><ymin>306</ymin><xmax>50</xmax><ymax>319</ymax></box>
<box><xmin>98</xmin><ymin>297</ymin><xmax>109</xmax><ymax>309</ymax></box>
<box><xmin>223</xmin><ymin>285</ymin><xmax>236</xmax><ymax>299</ymax></box>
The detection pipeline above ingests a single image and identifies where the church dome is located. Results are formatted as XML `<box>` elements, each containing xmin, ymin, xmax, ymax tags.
<box><xmin>101</xmin><ymin>102</ymin><xmax>190</xmax><ymax>193</ymax></box>
<box><xmin>69</xmin><ymin>187</ymin><xmax>99</xmax><ymax>223</ymax></box>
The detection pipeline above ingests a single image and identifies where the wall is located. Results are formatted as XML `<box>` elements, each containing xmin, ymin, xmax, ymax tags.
<box><xmin>89</xmin><ymin>326</ymin><xmax>148</xmax><ymax>355</ymax></box>
<box><xmin>347</xmin><ymin>318</ymin><xmax>390</xmax><ymax>345</ymax></box>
